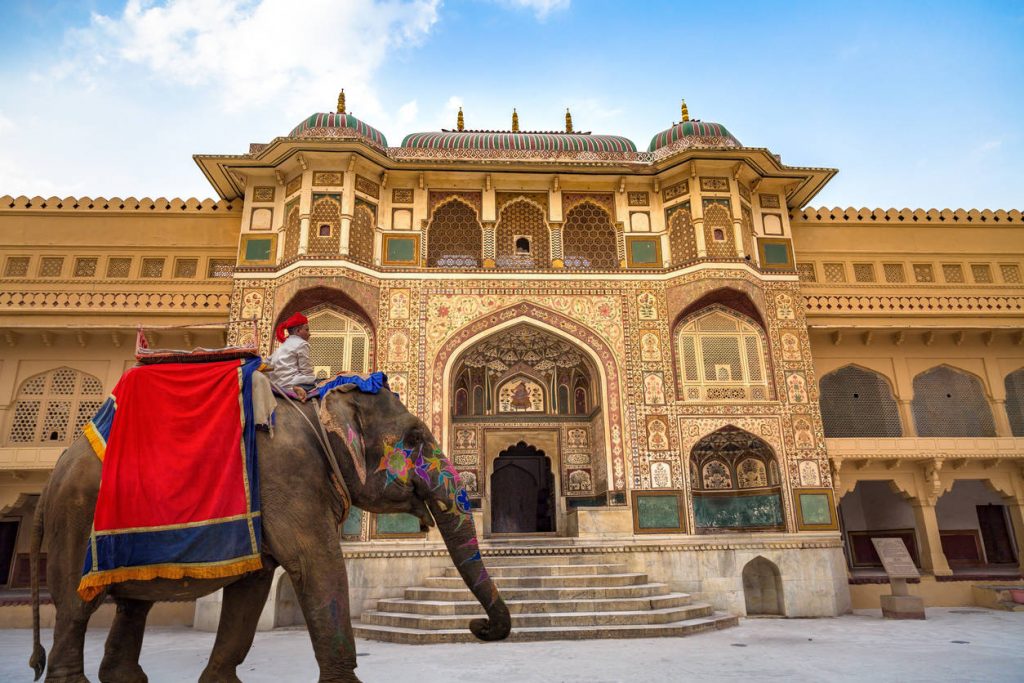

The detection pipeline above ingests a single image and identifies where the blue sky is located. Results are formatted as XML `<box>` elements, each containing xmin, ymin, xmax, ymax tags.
<box><xmin>0</xmin><ymin>0</ymin><xmax>1021</xmax><ymax>209</ymax></box>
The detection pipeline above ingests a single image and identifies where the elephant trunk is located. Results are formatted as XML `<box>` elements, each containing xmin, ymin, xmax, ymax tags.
<box><xmin>427</xmin><ymin>496</ymin><xmax>511</xmax><ymax>641</ymax></box>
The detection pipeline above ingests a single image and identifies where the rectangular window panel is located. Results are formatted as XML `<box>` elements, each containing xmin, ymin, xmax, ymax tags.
<box><xmin>4</xmin><ymin>256</ymin><xmax>30</xmax><ymax>277</ymax></box>
<box><xmin>106</xmin><ymin>257</ymin><xmax>132</xmax><ymax>278</ymax></box>
<box><xmin>1000</xmin><ymin>264</ymin><xmax>1021</xmax><ymax>283</ymax></box>
<box><xmin>244</xmin><ymin>238</ymin><xmax>273</xmax><ymax>262</ymax></box>
<box><xmin>942</xmin><ymin>263</ymin><xmax>965</xmax><ymax>283</ymax></box>
<box><xmin>207</xmin><ymin>259</ymin><xmax>234</xmax><ymax>278</ymax></box>
<box><xmin>174</xmin><ymin>258</ymin><xmax>198</xmax><ymax>278</ymax></box>
<box><xmin>744</xmin><ymin>336</ymin><xmax>763</xmax><ymax>382</ymax></box>
<box><xmin>797</xmin><ymin>263</ymin><xmax>816</xmax><ymax>282</ymax></box>
<box><xmin>74</xmin><ymin>258</ymin><xmax>97</xmax><ymax>277</ymax></box>
<box><xmin>853</xmin><ymin>263</ymin><xmax>875</xmax><ymax>282</ymax></box>
<box><xmin>384</xmin><ymin>235</ymin><xmax>418</xmax><ymax>265</ymax></box>
<box><xmin>627</xmin><ymin>237</ymin><xmax>659</xmax><ymax>266</ymax></box>
<box><xmin>682</xmin><ymin>337</ymin><xmax>698</xmax><ymax>381</ymax></box>
<box><xmin>763</xmin><ymin>243</ymin><xmax>790</xmax><ymax>265</ymax></box>
<box><xmin>350</xmin><ymin>336</ymin><xmax>366</xmax><ymax>373</ymax></box>
<box><xmin>971</xmin><ymin>264</ymin><xmax>993</xmax><ymax>283</ymax></box>
<box><xmin>913</xmin><ymin>263</ymin><xmax>934</xmax><ymax>282</ymax></box>
<box><xmin>823</xmin><ymin>263</ymin><xmax>846</xmax><ymax>282</ymax></box>
<box><xmin>141</xmin><ymin>258</ymin><xmax>164</xmax><ymax>278</ymax></box>
<box><xmin>883</xmin><ymin>263</ymin><xmax>906</xmax><ymax>283</ymax></box>
<box><xmin>39</xmin><ymin>257</ymin><xmax>64</xmax><ymax>277</ymax></box>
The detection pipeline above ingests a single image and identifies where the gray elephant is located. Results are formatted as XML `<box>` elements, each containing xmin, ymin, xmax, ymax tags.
<box><xmin>29</xmin><ymin>382</ymin><xmax>510</xmax><ymax>682</ymax></box>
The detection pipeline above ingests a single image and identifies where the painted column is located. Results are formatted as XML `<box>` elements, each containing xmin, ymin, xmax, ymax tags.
<box><xmin>911</xmin><ymin>500</ymin><xmax>952</xmax><ymax>576</ymax></box>
<box><xmin>340</xmin><ymin>158</ymin><xmax>356</xmax><ymax>256</ymax></box>
<box><xmin>297</xmin><ymin>169</ymin><xmax>312</xmax><ymax>256</ymax></box>
<box><xmin>549</xmin><ymin>181</ymin><xmax>564</xmax><ymax>267</ymax></box>
<box><xmin>691</xmin><ymin>189</ymin><xmax>707</xmax><ymax>258</ymax></box>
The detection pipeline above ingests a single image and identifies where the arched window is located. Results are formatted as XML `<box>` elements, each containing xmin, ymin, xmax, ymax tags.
<box><xmin>349</xmin><ymin>201</ymin><xmax>376</xmax><ymax>264</ymax></box>
<box><xmin>472</xmin><ymin>385</ymin><xmax>485</xmax><ymax>416</ymax></box>
<box><xmin>574</xmin><ymin>386</ymin><xmax>588</xmax><ymax>414</ymax></box>
<box><xmin>496</xmin><ymin>200</ymin><xmax>548</xmax><ymax>268</ymax></box>
<box><xmin>676</xmin><ymin>306</ymin><xmax>769</xmax><ymax>401</ymax></box>
<box><xmin>308</xmin><ymin>195</ymin><xmax>341</xmax><ymax>254</ymax></box>
<box><xmin>557</xmin><ymin>385</ymin><xmax>570</xmax><ymax>414</ymax></box>
<box><xmin>912</xmin><ymin>366</ymin><xmax>995</xmax><ymax>437</ymax></box>
<box><xmin>1005</xmin><ymin>368</ymin><xmax>1024</xmax><ymax>436</ymax></box>
<box><xmin>667</xmin><ymin>206</ymin><xmax>697</xmax><ymax>266</ymax></box>
<box><xmin>282</xmin><ymin>203</ymin><xmax>301</xmax><ymax>260</ymax></box>
<box><xmin>427</xmin><ymin>200</ymin><xmax>482</xmax><ymax>268</ymax></box>
<box><xmin>454</xmin><ymin>388</ymin><xmax>469</xmax><ymax>416</ymax></box>
<box><xmin>819</xmin><ymin>366</ymin><xmax>902</xmax><ymax>437</ymax></box>
<box><xmin>305</xmin><ymin>308</ymin><xmax>371</xmax><ymax>379</ymax></box>
<box><xmin>563</xmin><ymin>201</ymin><xmax>618</xmax><ymax>270</ymax></box>
<box><xmin>703</xmin><ymin>203</ymin><xmax>735</xmax><ymax>259</ymax></box>
<box><xmin>6</xmin><ymin>368</ymin><xmax>105</xmax><ymax>446</ymax></box>
<box><xmin>689</xmin><ymin>426</ymin><xmax>784</xmax><ymax>532</ymax></box>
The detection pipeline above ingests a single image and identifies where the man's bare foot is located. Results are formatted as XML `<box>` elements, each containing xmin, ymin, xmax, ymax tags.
<box><xmin>294</xmin><ymin>386</ymin><xmax>307</xmax><ymax>401</ymax></box>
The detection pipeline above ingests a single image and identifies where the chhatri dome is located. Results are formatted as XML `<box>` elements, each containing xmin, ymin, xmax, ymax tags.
<box><xmin>287</xmin><ymin>89</ymin><xmax>388</xmax><ymax>148</ymax></box>
<box><xmin>401</xmin><ymin>107</ymin><xmax>637</xmax><ymax>153</ymax></box>
<box><xmin>647</xmin><ymin>99</ymin><xmax>741</xmax><ymax>152</ymax></box>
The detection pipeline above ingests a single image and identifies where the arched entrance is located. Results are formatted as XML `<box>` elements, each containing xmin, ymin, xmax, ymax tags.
<box><xmin>491</xmin><ymin>442</ymin><xmax>555</xmax><ymax>533</ymax></box>
<box><xmin>445</xmin><ymin>321</ymin><xmax>605</xmax><ymax>535</ymax></box>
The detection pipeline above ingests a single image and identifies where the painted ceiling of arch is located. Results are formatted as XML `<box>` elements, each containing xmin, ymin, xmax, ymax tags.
<box><xmin>457</xmin><ymin>324</ymin><xmax>587</xmax><ymax>374</ymax></box>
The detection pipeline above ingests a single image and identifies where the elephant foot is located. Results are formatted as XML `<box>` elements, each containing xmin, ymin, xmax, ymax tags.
<box><xmin>98</xmin><ymin>663</ymin><xmax>147</xmax><ymax>683</ymax></box>
<box><xmin>198</xmin><ymin>667</ymin><xmax>242</xmax><ymax>683</ymax></box>
<box><xmin>45</xmin><ymin>674</ymin><xmax>91</xmax><ymax>683</ymax></box>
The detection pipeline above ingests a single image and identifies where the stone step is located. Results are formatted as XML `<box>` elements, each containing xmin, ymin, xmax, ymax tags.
<box><xmin>422</xmin><ymin>573</ymin><xmax>648</xmax><ymax>590</ymax></box>
<box><xmin>444</xmin><ymin>563</ymin><xmax>628</xmax><ymax>578</ymax></box>
<box><xmin>377</xmin><ymin>592</ymin><xmax>693</xmax><ymax>616</ymax></box>
<box><xmin>361</xmin><ymin>603</ymin><xmax>715</xmax><ymax>630</ymax></box>
<box><xmin>405</xmin><ymin>582</ymin><xmax>672</xmax><ymax>602</ymax></box>
<box><xmin>353</xmin><ymin>612</ymin><xmax>740</xmax><ymax>644</ymax></box>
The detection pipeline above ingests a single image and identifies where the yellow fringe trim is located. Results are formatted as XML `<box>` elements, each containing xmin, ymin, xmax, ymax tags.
<box><xmin>83</xmin><ymin>423</ymin><xmax>106</xmax><ymax>461</ymax></box>
<box><xmin>76</xmin><ymin>555</ymin><xmax>264</xmax><ymax>601</ymax></box>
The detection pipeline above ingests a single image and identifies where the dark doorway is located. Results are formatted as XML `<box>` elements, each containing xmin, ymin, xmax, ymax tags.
<box><xmin>491</xmin><ymin>441</ymin><xmax>554</xmax><ymax>533</ymax></box>
<box><xmin>977</xmin><ymin>504</ymin><xmax>1017</xmax><ymax>564</ymax></box>
<box><xmin>0</xmin><ymin>520</ymin><xmax>18</xmax><ymax>586</ymax></box>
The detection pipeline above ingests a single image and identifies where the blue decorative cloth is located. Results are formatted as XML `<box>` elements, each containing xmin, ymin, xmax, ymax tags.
<box><xmin>310</xmin><ymin>371</ymin><xmax>390</xmax><ymax>397</ymax></box>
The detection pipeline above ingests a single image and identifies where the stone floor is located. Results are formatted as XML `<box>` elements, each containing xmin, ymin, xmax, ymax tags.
<box><xmin>1</xmin><ymin>608</ymin><xmax>1022</xmax><ymax>682</ymax></box>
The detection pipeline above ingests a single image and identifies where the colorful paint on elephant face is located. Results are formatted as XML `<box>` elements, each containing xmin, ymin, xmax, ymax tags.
<box><xmin>379</xmin><ymin>439</ymin><xmax>470</xmax><ymax>526</ymax></box>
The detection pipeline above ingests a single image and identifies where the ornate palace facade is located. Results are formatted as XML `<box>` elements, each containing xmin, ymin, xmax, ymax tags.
<box><xmin>1</xmin><ymin>94</ymin><xmax>1022</xmax><ymax>616</ymax></box>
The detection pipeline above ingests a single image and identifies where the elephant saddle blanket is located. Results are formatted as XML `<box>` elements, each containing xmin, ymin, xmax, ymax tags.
<box><xmin>77</xmin><ymin>357</ymin><xmax>264</xmax><ymax>600</ymax></box>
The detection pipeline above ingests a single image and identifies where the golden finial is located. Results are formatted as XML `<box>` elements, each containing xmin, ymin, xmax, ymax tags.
<box><xmin>565</xmin><ymin>108</ymin><xmax>573</xmax><ymax>133</ymax></box>
<box><xmin>680</xmin><ymin>98</ymin><xmax>689</xmax><ymax>123</ymax></box>
<box><xmin>337</xmin><ymin>89</ymin><xmax>346</xmax><ymax>114</ymax></box>
<box><xmin>457</xmin><ymin>107</ymin><xmax>464</xmax><ymax>131</ymax></box>
<box><xmin>512</xmin><ymin>108</ymin><xmax>519</xmax><ymax>132</ymax></box>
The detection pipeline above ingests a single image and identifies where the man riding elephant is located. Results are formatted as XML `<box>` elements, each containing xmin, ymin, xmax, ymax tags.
<box><xmin>29</xmin><ymin>369</ymin><xmax>509</xmax><ymax>683</ymax></box>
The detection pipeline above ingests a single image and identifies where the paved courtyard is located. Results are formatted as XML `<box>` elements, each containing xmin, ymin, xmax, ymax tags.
<box><xmin>1</xmin><ymin>609</ymin><xmax>1022</xmax><ymax>682</ymax></box>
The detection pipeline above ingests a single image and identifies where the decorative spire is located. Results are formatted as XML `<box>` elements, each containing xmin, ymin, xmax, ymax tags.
<box><xmin>680</xmin><ymin>98</ymin><xmax>689</xmax><ymax>123</ymax></box>
<box><xmin>565</xmin><ymin>108</ymin><xmax>573</xmax><ymax>133</ymax></box>
<box><xmin>337</xmin><ymin>88</ymin><xmax>346</xmax><ymax>114</ymax></box>
<box><xmin>512</xmin><ymin>108</ymin><xmax>519</xmax><ymax>132</ymax></box>
<box><xmin>457</xmin><ymin>107</ymin><xmax>464</xmax><ymax>131</ymax></box>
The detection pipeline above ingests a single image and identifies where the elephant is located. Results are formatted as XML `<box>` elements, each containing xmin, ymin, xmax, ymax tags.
<box><xmin>29</xmin><ymin>380</ymin><xmax>511</xmax><ymax>683</ymax></box>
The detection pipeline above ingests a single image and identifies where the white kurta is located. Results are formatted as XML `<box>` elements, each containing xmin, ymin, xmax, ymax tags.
<box><xmin>267</xmin><ymin>335</ymin><xmax>316</xmax><ymax>387</ymax></box>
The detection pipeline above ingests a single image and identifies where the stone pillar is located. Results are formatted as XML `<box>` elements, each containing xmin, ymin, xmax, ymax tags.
<box><xmin>691</xmin><ymin>196</ymin><xmax>707</xmax><ymax>258</ymax></box>
<box><xmin>340</xmin><ymin>159</ymin><xmax>356</xmax><ymax>256</ymax></box>
<box><xmin>898</xmin><ymin>399</ymin><xmax>917</xmax><ymax>437</ymax></box>
<box><xmin>992</xmin><ymin>398</ymin><xmax>1013</xmax><ymax>437</ymax></box>
<box><xmin>297</xmin><ymin>170</ymin><xmax>312</xmax><ymax>256</ymax></box>
<box><xmin>732</xmin><ymin>217</ymin><xmax>746</xmax><ymax>258</ymax></box>
<box><xmin>298</xmin><ymin>215</ymin><xmax>311</xmax><ymax>255</ymax></box>
<box><xmin>911</xmin><ymin>500</ymin><xmax>952</xmax><ymax>576</ymax></box>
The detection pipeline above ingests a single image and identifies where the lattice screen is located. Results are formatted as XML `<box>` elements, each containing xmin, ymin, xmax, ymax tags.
<box><xmin>282</xmin><ymin>206</ymin><xmax>301</xmax><ymax>259</ymax></box>
<box><xmin>913</xmin><ymin>264</ymin><xmax>934</xmax><ymax>282</ymax></box>
<box><xmin>107</xmin><ymin>257</ymin><xmax>132</xmax><ymax>278</ymax></box>
<box><xmin>1001</xmin><ymin>264</ymin><xmax>1021</xmax><ymax>283</ymax></box>
<box><xmin>1004</xmin><ymin>369</ymin><xmax>1024</xmax><ymax>436</ymax></box>
<box><xmin>971</xmin><ymin>264</ymin><xmax>993</xmax><ymax>283</ymax></box>
<box><xmin>307</xmin><ymin>309</ymin><xmax>371</xmax><ymax>378</ymax></box>
<box><xmin>703</xmin><ymin>204</ymin><xmax>735</xmax><ymax>259</ymax></box>
<box><xmin>942</xmin><ymin>264</ymin><xmax>965</xmax><ymax>283</ymax></box>
<box><xmin>912</xmin><ymin>366</ymin><xmax>996</xmax><ymax>437</ymax></box>
<box><xmin>883</xmin><ymin>263</ymin><xmax>906</xmax><ymax>283</ymax></box>
<box><xmin>676</xmin><ymin>309</ymin><xmax>768</xmax><ymax>401</ymax></box>
<box><xmin>349</xmin><ymin>204</ymin><xmax>376</xmax><ymax>264</ymax></box>
<box><xmin>853</xmin><ymin>263</ymin><xmax>875</xmax><ymax>282</ymax></box>
<box><xmin>6</xmin><ymin>368</ymin><xmax>105</xmax><ymax>446</ymax></box>
<box><xmin>495</xmin><ymin>200</ymin><xmax>549</xmax><ymax>268</ymax></box>
<box><xmin>74</xmin><ymin>258</ymin><xmax>97</xmax><ymax>277</ymax></box>
<box><xmin>39</xmin><ymin>257</ymin><xmax>63</xmax><ymax>277</ymax></box>
<box><xmin>308</xmin><ymin>195</ymin><xmax>341</xmax><ymax>255</ymax></box>
<box><xmin>4</xmin><ymin>256</ymin><xmax>29</xmax><ymax>277</ymax></box>
<box><xmin>823</xmin><ymin>263</ymin><xmax>846</xmax><ymax>283</ymax></box>
<box><xmin>668</xmin><ymin>209</ymin><xmax>697</xmax><ymax>265</ymax></box>
<box><xmin>141</xmin><ymin>258</ymin><xmax>164</xmax><ymax>278</ymax></box>
<box><xmin>562</xmin><ymin>202</ymin><xmax>618</xmax><ymax>269</ymax></box>
<box><xmin>819</xmin><ymin>366</ymin><xmax>902</xmax><ymax>437</ymax></box>
<box><xmin>174</xmin><ymin>258</ymin><xmax>198</xmax><ymax>278</ymax></box>
<box><xmin>797</xmin><ymin>263</ymin><xmax>816</xmax><ymax>282</ymax></box>
<box><xmin>426</xmin><ymin>200</ymin><xmax>482</xmax><ymax>268</ymax></box>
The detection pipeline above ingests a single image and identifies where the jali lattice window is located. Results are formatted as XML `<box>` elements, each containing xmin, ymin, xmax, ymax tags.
<box><xmin>74</xmin><ymin>258</ymin><xmax>97</xmax><ymax>277</ymax></box>
<box><xmin>703</xmin><ymin>204</ymin><xmax>735</xmax><ymax>259</ymax></box>
<box><xmin>306</xmin><ymin>308</ymin><xmax>371</xmax><ymax>379</ymax></box>
<box><xmin>349</xmin><ymin>201</ymin><xmax>376</xmax><ymax>264</ymax></box>
<box><xmin>563</xmin><ymin>201</ymin><xmax>618</xmax><ymax>269</ymax></box>
<box><xmin>1005</xmin><ymin>369</ymin><xmax>1024</xmax><ymax>436</ymax></box>
<box><xmin>912</xmin><ymin>366</ymin><xmax>995</xmax><ymax>437</ymax></box>
<box><xmin>427</xmin><ymin>199</ymin><xmax>481</xmax><ymax>268</ymax></box>
<box><xmin>282</xmin><ymin>204</ymin><xmax>301</xmax><ymax>260</ymax></box>
<box><xmin>667</xmin><ymin>207</ymin><xmax>697</xmax><ymax>266</ymax></box>
<box><xmin>883</xmin><ymin>263</ymin><xmax>906</xmax><ymax>283</ymax></box>
<box><xmin>1000</xmin><ymin>264</ymin><xmax>1021</xmax><ymax>283</ymax></box>
<box><xmin>495</xmin><ymin>200</ymin><xmax>549</xmax><ymax>268</ymax></box>
<box><xmin>140</xmin><ymin>258</ymin><xmax>164</xmax><ymax>278</ymax></box>
<box><xmin>308</xmin><ymin>195</ymin><xmax>341</xmax><ymax>255</ymax></box>
<box><xmin>106</xmin><ymin>257</ymin><xmax>132</xmax><ymax>278</ymax></box>
<box><xmin>39</xmin><ymin>257</ymin><xmax>64</xmax><ymax>278</ymax></box>
<box><xmin>6</xmin><ymin>368</ymin><xmax>105</xmax><ymax>446</ymax></box>
<box><xmin>4</xmin><ymin>256</ymin><xmax>29</xmax><ymax>277</ymax></box>
<box><xmin>819</xmin><ymin>366</ymin><xmax>902</xmax><ymax>437</ymax></box>
<box><xmin>676</xmin><ymin>307</ymin><xmax>769</xmax><ymax>402</ymax></box>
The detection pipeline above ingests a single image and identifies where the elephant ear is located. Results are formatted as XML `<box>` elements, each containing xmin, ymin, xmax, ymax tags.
<box><xmin>319</xmin><ymin>388</ymin><xmax>368</xmax><ymax>485</ymax></box>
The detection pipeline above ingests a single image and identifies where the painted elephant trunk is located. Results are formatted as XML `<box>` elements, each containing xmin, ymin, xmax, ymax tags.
<box><xmin>427</xmin><ymin>496</ymin><xmax>511</xmax><ymax>641</ymax></box>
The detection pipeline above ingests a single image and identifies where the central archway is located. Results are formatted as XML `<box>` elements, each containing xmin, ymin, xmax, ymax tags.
<box><xmin>491</xmin><ymin>441</ymin><xmax>555</xmax><ymax>533</ymax></box>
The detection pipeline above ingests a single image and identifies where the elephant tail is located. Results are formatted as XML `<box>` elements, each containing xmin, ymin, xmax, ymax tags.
<box><xmin>29</xmin><ymin>500</ymin><xmax>46</xmax><ymax>680</ymax></box>
<box><xmin>427</xmin><ymin>497</ymin><xmax>511</xmax><ymax>642</ymax></box>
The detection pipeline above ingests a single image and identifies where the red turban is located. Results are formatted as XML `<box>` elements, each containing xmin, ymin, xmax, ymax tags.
<box><xmin>275</xmin><ymin>312</ymin><xmax>309</xmax><ymax>342</ymax></box>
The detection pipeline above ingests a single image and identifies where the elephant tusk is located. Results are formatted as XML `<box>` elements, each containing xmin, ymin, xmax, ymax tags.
<box><xmin>436</xmin><ymin>500</ymin><xmax>449</xmax><ymax>512</ymax></box>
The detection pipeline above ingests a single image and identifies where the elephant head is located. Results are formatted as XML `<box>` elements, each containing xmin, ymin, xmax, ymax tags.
<box><xmin>318</xmin><ymin>385</ymin><xmax>511</xmax><ymax>641</ymax></box>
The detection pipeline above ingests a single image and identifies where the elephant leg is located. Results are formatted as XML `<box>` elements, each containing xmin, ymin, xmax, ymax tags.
<box><xmin>98</xmin><ymin>599</ymin><xmax>153</xmax><ymax>683</ymax></box>
<box><xmin>275</xmin><ymin>524</ymin><xmax>360</xmax><ymax>682</ymax></box>
<box><xmin>199</xmin><ymin>568</ymin><xmax>275</xmax><ymax>683</ymax></box>
<box><xmin>46</xmin><ymin>592</ymin><xmax>102</xmax><ymax>683</ymax></box>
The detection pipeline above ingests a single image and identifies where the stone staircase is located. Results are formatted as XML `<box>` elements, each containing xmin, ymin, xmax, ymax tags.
<box><xmin>353</xmin><ymin>554</ymin><xmax>738</xmax><ymax>643</ymax></box>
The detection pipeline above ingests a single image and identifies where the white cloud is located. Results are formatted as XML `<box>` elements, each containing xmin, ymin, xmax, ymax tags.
<box><xmin>61</xmin><ymin>0</ymin><xmax>440</xmax><ymax>118</ymax></box>
<box><xmin>498</xmin><ymin>0</ymin><xmax>570</xmax><ymax>20</ymax></box>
